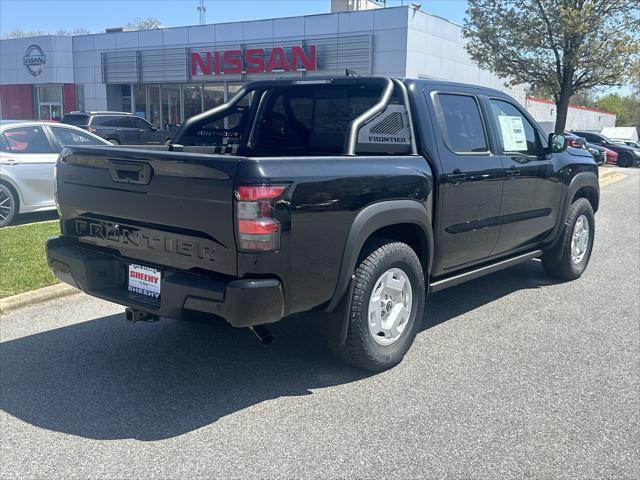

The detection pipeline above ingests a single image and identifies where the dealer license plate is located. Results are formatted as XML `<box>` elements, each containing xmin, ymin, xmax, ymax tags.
<box><xmin>128</xmin><ymin>264</ymin><xmax>161</xmax><ymax>300</ymax></box>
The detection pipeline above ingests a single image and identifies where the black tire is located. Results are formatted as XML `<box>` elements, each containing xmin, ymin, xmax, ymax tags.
<box><xmin>618</xmin><ymin>152</ymin><xmax>633</xmax><ymax>168</ymax></box>
<box><xmin>332</xmin><ymin>241</ymin><xmax>426</xmax><ymax>372</ymax></box>
<box><xmin>107</xmin><ymin>138</ymin><xmax>120</xmax><ymax>145</ymax></box>
<box><xmin>0</xmin><ymin>183</ymin><xmax>18</xmax><ymax>227</ymax></box>
<box><xmin>542</xmin><ymin>197</ymin><xmax>595</xmax><ymax>280</ymax></box>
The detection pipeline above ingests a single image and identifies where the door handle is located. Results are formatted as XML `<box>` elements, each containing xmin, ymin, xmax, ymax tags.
<box><xmin>506</xmin><ymin>167</ymin><xmax>521</xmax><ymax>178</ymax></box>
<box><xmin>1</xmin><ymin>158</ymin><xmax>20</xmax><ymax>166</ymax></box>
<box><xmin>108</xmin><ymin>160</ymin><xmax>152</xmax><ymax>185</ymax></box>
<box><xmin>450</xmin><ymin>168</ymin><xmax>468</xmax><ymax>185</ymax></box>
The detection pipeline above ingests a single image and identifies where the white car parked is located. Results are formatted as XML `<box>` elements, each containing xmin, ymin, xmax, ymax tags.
<box><xmin>0</xmin><ymin>121</ymin><xmax>110</xmax><ymax>227</ymax></box>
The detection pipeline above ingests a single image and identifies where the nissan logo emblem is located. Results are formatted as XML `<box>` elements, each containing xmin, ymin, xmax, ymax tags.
<box><xmin>23</xmin><ymin>44</ymin><xmax>46</xmax><ymax>76</ymax></box>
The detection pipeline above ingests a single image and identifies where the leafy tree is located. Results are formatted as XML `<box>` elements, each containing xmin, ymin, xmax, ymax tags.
<box><xmin>629</xmin><ymin>59</ymin><xmax>640</xmax><ymax>94</ymax></box>
<box><xmin>464</xmin><ymin>0</ymin><xmax>640</xmax><ymax>133</ymax></box>
<box><xmin>595</xmin><ymin>93</ymin><xmax>640</xmax><ymax>127</ymax></box>
<box><xmin>125</xmin><ymin>17</ymin><xmax>163</xmax><ymax>31</ymax></box>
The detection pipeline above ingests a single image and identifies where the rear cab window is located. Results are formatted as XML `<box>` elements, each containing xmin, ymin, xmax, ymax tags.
<box><xmin>250</xmin><ymin>84</ymin><xmax>388</xmax><ymax>155</ymax></box>
<box><xmin>179</xmin><ymin>83</ymin><xmax>412</xmax><ymax>156</ymax></box>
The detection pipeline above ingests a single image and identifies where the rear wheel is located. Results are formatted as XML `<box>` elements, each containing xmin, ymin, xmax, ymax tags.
<box><xmin>618</xmin><ymin>152</ymin><xmax>633</xmax><ymax>168</ymax></box>
<box><xmin>542</xmin><ymin>198</ymin><xmax>595</xmax><ymax>280</ymax></box>
<box><xmin>0</xmin><ymin>184</ymin><xmax>18</xmax><ymax>227</ymax></box>
<box><xmin>107</xmin><ymin>139</ymin><xmax>120</xmax><ymax>145</ymax></box>
<box><xmin>332</xmin><ymin>241</ymin><xmax>425</xmax><ymax>371</ymax></box>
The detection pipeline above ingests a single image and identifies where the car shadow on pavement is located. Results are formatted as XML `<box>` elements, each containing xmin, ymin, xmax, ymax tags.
<box><xmin>0</xmin><ymin>260</ymin><xmax>557</xmax><ymax>441</ymax></box>
<box><xmin>11</xmin><ymin>210</ymin><xmax>59</xmax><ymax>226</ymax></box>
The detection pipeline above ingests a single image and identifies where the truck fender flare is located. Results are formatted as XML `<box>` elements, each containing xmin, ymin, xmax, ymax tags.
<box><xmin>546</xmin><ymin>171</ymin><xmax>599</xmax><ymax>255</ymax></box>
<box><xmin>326</xmin><ymin>199</ymin><xmax>433</xmax><ymax>314</ymax></box>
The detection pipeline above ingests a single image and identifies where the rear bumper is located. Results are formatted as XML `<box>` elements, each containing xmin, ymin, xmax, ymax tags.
<box><xmin>46</xmin><ymin>236</ymin><xmax>284</xmax><ymax>327</ymax></box>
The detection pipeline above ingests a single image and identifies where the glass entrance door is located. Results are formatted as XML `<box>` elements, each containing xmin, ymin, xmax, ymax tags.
<box><xmin>38</xmin><ymin>103</ymin><xmax>62</xmax><ymax>121</ymax></box>
<box><xmin>36</xmin><ymin>85</ymin><xmax>63</xmax><ymax>120</ymax></box>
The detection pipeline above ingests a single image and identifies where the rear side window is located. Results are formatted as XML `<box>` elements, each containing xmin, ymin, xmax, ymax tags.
<box><xmin>50</xmin><ymin>127</ymin><xmax>106</xmax><ymax>147</ymax></box>
<box><xmin>436</xmin><ymin>94</ymin><xmax>488</xmax><ymax>153</ymax></box>
<box><xmin>61</xmin><ymin>114</ymin><xmax>90</xmax><ymax>126</ymax></box>
<box><xmin>1</xmin><ymin>126</ymin><xmax>52</xmax><ymax>153</ymax></box>
<box><xmin>92</xmin><ymin>116</ymin><xmax>132</xmax><ymax>128</ymax></box>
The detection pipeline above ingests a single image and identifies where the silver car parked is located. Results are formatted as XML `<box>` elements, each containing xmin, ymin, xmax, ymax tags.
<box><xmin>0</xmin><ymin>121</ymin><xmax>110</xmax><ymax>227</ymax></box>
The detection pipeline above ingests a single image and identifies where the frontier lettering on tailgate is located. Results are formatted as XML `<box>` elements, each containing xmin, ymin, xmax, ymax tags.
<box><xmin>74</xmin><ymin>219</ymin><xmax>216</xmax><ymax>262</ymax></box>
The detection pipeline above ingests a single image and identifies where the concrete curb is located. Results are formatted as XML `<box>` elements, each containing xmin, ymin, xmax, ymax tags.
<box><xmin>0</xmin><ymin>283</ymin><xmax>80</xmax><ymax>316</ymax></box>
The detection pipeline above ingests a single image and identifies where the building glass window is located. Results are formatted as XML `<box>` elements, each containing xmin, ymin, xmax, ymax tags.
<box><xmin>133</xmin><ymin>84</ymin><xmax>146</xmax><ymax>118</ymax></box>
<box><xmin>104</xmin><ymin>82</ymin><xmax>251</xmax><ymax>126</ymax></box>
<box><xmin>183</xmin><ymin>84</ymin><xmax>203</xmax><ymax>121</ymax></box>
<box><xmin>147</xmin><ymin>85</ymin><xmax>161</xmax><ymax>127</ymax></box>
<box><xmin>161</xmin><ymin>84</ymin><xmax>181</xmax><ymax>131</ymax></box>
<box><xmin>121</xmin><ymin>84</ymin><xmax>132</xmax><ymax>113</ymax></box>
<box><xmin>204</xmin><ymin>84</ymin><xmax>225</xmax><ymax>111</ymax></box>
<box><xmin>75</xmin><ymin>85</ymin><xmax>85</xmax><ymax>112</ymax></box>
<box><xmin>228</xmin><ymin>82</ymin><xmax>251</xmax><ymax>106</ymax></box>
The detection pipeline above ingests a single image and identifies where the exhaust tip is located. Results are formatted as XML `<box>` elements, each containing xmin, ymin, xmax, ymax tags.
<box><xmin>249</xmin><ymin>325</ymin><xmax>275</xmax><ymax>346</ymax></box>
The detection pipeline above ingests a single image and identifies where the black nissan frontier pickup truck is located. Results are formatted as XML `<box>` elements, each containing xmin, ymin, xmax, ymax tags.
<box><xmin>47</xmin><ymin>76</ymin><xmax>599</xmax><ymax>371</ymax></box>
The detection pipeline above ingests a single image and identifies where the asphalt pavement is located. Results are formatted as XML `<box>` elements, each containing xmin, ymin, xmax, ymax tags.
<box><xmin>1</xmin><ymin>169</ymin><xmax>638</xmax><ymax>479</ymax></box>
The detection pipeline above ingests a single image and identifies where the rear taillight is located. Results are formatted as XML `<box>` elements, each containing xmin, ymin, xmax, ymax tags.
<box><xmin>605</xmin><ymin>149</ymin><xmax>618</xmax><ymax>164</ymax></box>
<box><xmin>235</xmin><ymin>185</ymin><xmax>287</xmax><ymax>251</ymax></box>
<box><xmin>568</xmin><ymin>139</ymin><xmax>581</xmax><ymax>148</ymax></box>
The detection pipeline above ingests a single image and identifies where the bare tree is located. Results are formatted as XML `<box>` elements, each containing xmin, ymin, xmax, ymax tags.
<box><xmin>125</xmin><ymin>17</ymin><xmax>163</xmax><ymax>31</ymax></box>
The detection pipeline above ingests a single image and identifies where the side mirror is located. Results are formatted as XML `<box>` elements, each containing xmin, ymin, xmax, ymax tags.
<box><xmin>548</xmin><ymin>133</ymin><xmax>567</xmax><ymax>153</ymax></box>
<box><xmin>150</xmin><ymin>125</ymin><xmax>158</xmax><ymax>131</ymax></box>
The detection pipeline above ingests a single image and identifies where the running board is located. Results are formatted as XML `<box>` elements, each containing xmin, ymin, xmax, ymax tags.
<box><xmin>429</xmin><ymin>250</ymin><xmax>543</xmax><ymax>292</ymax></box>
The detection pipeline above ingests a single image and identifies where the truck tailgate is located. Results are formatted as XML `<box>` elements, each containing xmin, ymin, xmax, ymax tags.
<box><xmin>56</xmin><ymin>146</ymin><xmax>240</xmax><ymax>276</ymax></box>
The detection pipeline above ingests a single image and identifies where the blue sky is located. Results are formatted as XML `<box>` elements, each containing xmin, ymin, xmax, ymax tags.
<box><xmin>0</xmin><ymin>0</ymin><xmax>469</xmax><ymax>34</ymax></box>
<box><xmin>0</xmin><ymin>0</ymin><xmax>630</xmax><ymax>95</ymax></box>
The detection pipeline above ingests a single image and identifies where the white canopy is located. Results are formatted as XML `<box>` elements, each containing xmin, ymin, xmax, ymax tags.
<box><xmin>601</xmin><ymin>127</ymin><xmax>639</xmax><ymax>142</ymax></box>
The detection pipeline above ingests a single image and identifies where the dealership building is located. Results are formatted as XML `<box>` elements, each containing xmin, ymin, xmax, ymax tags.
<box><xmin>0</xmin><ymin>2</ymin><xmax>615</xmax><ymax>130</ymax></box>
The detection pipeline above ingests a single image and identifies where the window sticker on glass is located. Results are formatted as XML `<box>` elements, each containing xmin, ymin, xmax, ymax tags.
<box><xmin>498</xmin><ymin>115</ymin><xmax>527</xmax><ymax>152</ymax></box>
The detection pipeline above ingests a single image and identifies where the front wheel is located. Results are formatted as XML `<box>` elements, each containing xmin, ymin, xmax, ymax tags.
<box><xmin>542</xmin><ymin>197</ymin><xmax>595</xmax><ymax>280</ymax></box>
<box><xmin>332</xmin><ymin>241</ymin><xmax>425</xmax><ymax>371</ymax></box>
<box><xmin>107</xmin><ymin>139</ymin><xmax>120</xmax><ymax>145</ymax></box>
<box><xmin>0</xmin><ymin>184</ymin><xmax>18</xmax><ymax>227</ymax></box>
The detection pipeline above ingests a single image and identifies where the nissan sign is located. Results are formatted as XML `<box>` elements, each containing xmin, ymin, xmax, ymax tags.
<box><xmin>191</xmin><ymin>45</ymin><xmax>316</xmax><ymax>77</ymax></box>
<box><xmin>23</xmin><ymin>44</ymin><xmax>46</xmax><ymax>76</ymax></box>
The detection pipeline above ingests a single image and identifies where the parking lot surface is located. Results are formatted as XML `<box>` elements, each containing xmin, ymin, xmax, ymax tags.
<box><xmin>1</xmin><ymin>169</ymin><xmax>638</xmax><ymax>479</ymax></box>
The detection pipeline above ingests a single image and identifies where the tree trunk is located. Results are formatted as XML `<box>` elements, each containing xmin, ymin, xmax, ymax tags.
<box><xmin>554</xmin><ymin>82</ymin><xmax>571</xmax><ymax>133</ymax></box>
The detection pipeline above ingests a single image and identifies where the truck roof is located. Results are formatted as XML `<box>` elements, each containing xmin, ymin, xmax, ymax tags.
<box><xmin>256</xmin><ymin>75</ymin><xmax>509</xmax><ymax>98</ymax></box>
